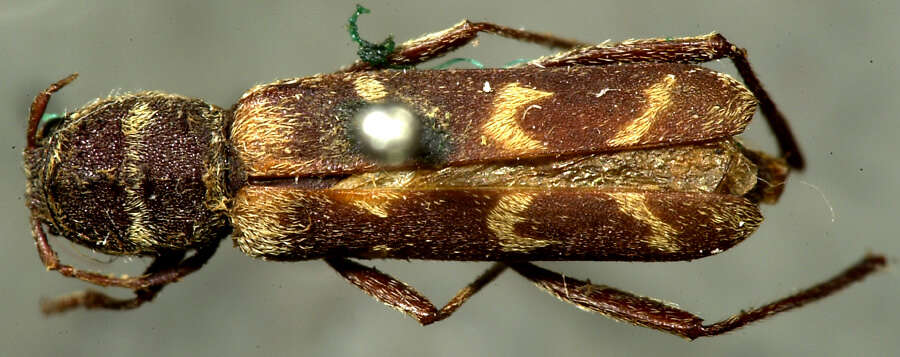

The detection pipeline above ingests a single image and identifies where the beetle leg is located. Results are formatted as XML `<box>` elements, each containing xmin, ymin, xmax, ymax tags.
<box><xmin>509</xmin><ymin>255</ymin><xmax>885</xmax><ymax>339</ymax></box>
<box><xmin>531</xmin><ymin>33</ymin><xmax>804</xmax><ymax>169</ymax></box>
<box><xmin>39</xmin><ymin>252</ymin><xmax>185</xmax><ymax>314</ymax></box>
<box><xmin>326</xmin><ymin>258</ymin><xmax>506</xmax><ymax>325</ymax></box>
<box><xmin>341</xmin><ymin>20</ymin><xmax>588</xmax><ymax>72</ymax></box>
<box><xmin>33</xmin><ymin>218</ymin><xmax>221</xmax><ymax>308</ymax></box>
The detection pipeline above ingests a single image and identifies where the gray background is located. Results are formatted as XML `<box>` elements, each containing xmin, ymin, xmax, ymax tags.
<box><xmin>3</xmin><ymin>1</ymin><xmax>897</xmax><ymax>356</ymax></box>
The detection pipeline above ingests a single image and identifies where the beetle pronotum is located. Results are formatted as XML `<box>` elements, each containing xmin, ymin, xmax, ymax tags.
<box><xmin>24</xmin><ymin>6</ymin><xmax>884</xmax><ymax>339</ymax></box>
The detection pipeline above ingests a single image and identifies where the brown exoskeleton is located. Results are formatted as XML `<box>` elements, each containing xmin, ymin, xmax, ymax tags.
<box><xmin>24</xmin><ymin>5</ymin><xmax>884</xmax><ymax>339</ymax></box>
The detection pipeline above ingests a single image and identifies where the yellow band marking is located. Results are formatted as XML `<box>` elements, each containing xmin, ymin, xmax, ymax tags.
<box><xmin>483</xmin><ymin>83</ymin><xmax>553</xmax><ymax>154</ymax></box>
<box><xmin>487</xmin><ymin>193</ymin><xmax>553</xmax><ymax>252</ymax></box>
<box><xmin>705</xmin><ymin>72</ymin><xmax>757</xmax><ymax>130</ymax></box>
<box><xmin>345</xmin><ymin>191</ymin><xmax>403</xmax><ymax>218</ymax></box>
<box><xmin>122</xmin><ymin>102</ymin><xmax>157</xmax><ymax>248</ymax></box>
<box><xmin>231</xmin><ymin>98</ymin><xmax>316</xmax><ymax>176</ymax></box>
<box><xmin>607</xmin><ymin>74</ymin><xmax>677</xmax><ymax>146</ymax></box>
<box><xmin>609</xmin><ymin>192</ymin><xmax>680</xmax><ymax>253</ymax></box>
<box><xmin>354</xmin><ymin>75</ymin><xmax>388</xmax><ymax>101</ymax></box>
<box><xmin>231</xmin><ymin>188</ymin><xmax>329</xmax><ymax>257</ymax></box>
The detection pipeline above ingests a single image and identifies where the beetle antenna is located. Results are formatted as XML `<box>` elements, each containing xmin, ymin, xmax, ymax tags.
<box><xmin>27</xmin><ymin>73</ymin><xmax>78</xmax><ymax>150</ymax></box>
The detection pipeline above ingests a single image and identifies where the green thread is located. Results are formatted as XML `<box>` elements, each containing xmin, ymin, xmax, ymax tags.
<box><xmin>433</xmin><ymin>58</ymin><xmax>485</xmax><ymax>69</ymax></box>
<box><xmin>348</xmin><ymin>5</ymin><xmax>396</xmax><ymax>67</ymax></box>
<box><xmin>40</xmin><ymin>113</ymin><xmax>62</xmax><ymax>124</ymax></box>
<box><xmin>502</xmin><ymin>58</ymin><xmax>531</xmax><ymax>68</ymax></box>
<box><xmin>38</xmin><ymin>113</ymin><xmax>64</xmax><ymax>138</ymax></box>
<box><xmin>432</xmin><ymin>58</ymin><xmax>533</xmax><ymax>69</ymax></box>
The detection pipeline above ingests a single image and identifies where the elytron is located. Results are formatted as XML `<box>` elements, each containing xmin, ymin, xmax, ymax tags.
<box><xmin>24</xmin><ymin>5</ymin><xmax>883</xmax><ymax>339</ymax></box>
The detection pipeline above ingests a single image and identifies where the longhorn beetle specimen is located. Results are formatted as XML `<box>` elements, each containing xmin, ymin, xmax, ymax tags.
<box><xmin>25</xmin><ymin>6</ymin><xmax>885</xmax><ymax>339</ymax></box>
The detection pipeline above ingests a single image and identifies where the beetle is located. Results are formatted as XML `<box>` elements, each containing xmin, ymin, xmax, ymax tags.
<box><xmin>24</xmin><ymin>5</ymin><xmax>884</xmax><ymax>339</ymax></box>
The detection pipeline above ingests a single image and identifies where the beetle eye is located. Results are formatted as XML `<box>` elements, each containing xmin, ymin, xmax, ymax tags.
<box><xmin>37</xmin><ymin>113</ymin><xmax>65</xmax><ymax>140</ymax></box>
<box><xmin>350</xmin><ymin>103</ymin><xmax>423</xmax><ymax>166</ymax></box>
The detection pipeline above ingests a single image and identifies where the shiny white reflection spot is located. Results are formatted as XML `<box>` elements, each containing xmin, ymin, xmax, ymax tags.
<box><xmin>352</xmin><ymin>103</ymin><xmax>421</xmax><ymax>165</ymax></box>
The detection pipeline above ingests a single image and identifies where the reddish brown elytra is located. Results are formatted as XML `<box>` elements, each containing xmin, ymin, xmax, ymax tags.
<box><xmin>24</xmin><ymin>5</ymin><xmax>884</xmax><ymax>339</ymax></box>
